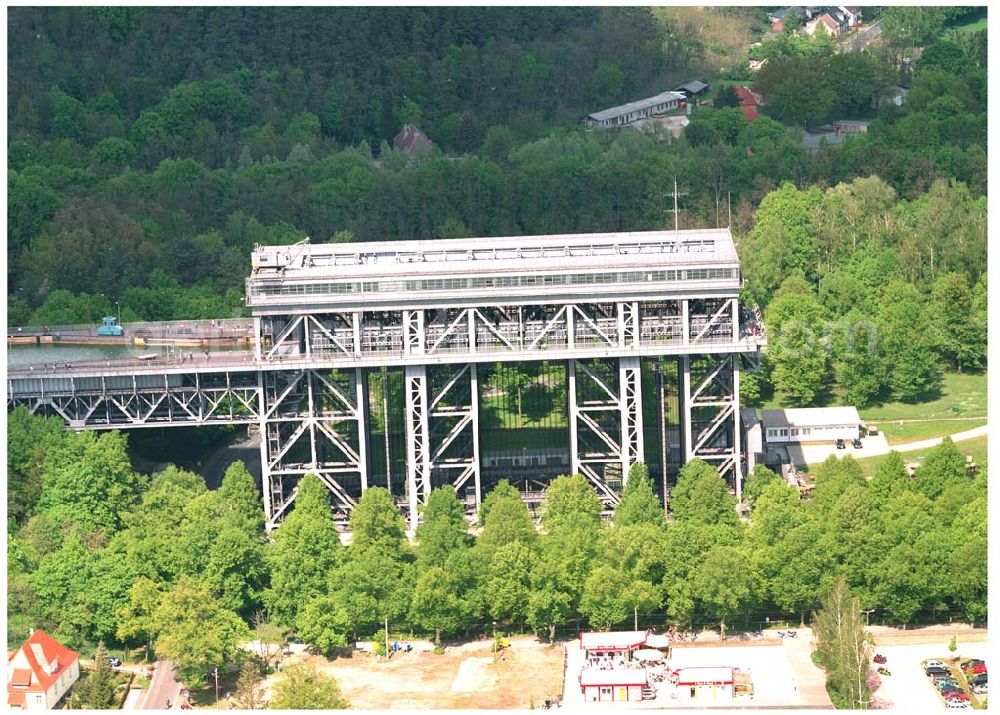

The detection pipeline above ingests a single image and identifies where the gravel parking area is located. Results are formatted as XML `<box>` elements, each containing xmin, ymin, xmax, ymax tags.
<box><xmin>870</xmin><ymin>642</ymin><xmax>989</xmax><ymax>711</ymax></box>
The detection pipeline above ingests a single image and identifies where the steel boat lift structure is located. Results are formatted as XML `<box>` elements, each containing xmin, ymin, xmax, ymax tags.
<box><xmin>8</xmin><ymin>228</ymin><xmax>764</xmax><ymax>531</ymax></box>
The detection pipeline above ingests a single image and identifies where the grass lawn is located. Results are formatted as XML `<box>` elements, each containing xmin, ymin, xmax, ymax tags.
<box><xmin>759</xmin><ymin>372</ymin><xmax>987</xmax><ymax>421</ymax></box>
<box><xmin>853</xmin><ymin>435</ymin><xmax>987</xmax><ymax>478</ymax></box>
<box><xmin>860</xmin><ymin>372</ymin><xmax>986</xmax><ymax>421</ymax></box>
<box><xmin>874</xmin><ymin>417</ymin><xmax>987</xmax><ymax>445</ymax></box>
<box><xmin>945</xmin><ymin>14</ymin><xmax>987</xmax><ymax>35</ymax></box>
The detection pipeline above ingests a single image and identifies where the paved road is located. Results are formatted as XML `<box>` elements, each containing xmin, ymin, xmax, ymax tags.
<box><xmin>202</xmin><ymin>431</ymin><xmax>262</xmax><ymax>490</ymax></box>
<box><xmin>891</xmin><ymin>424</ymin><xmax>988</xmax><ymax>453</ymax></box>
<box><xmin>788</xmin><ymin>424</ymin><xmax>988</xmax><ymax>467</ymax></box>
<box><xmin>841</xmin><ymin>20</ymin><xmax>882</xmax><ymax>53</ymax></box>
<box><xmin>780</xmin><ymin>629</ymin><xmax>834</xmax><ymax>709</ymax></box>
<box><xmin>141</xmin><ymin>660</ymin><xmax>182</xmax><ymax>710</ymax></box>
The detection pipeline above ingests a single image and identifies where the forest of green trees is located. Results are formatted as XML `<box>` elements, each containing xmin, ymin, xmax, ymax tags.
<box><xmin>6</xmin><ymin>406</ymin><xmax>987</xmax><ymax>688</ymax></box>
<box><xmin>8</xmin><ymin>7</ymin><xmax>987</xmax><ymax>409</ymax></box>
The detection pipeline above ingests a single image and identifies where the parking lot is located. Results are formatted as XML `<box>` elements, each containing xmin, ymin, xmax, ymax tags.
<box><xmin>870</xmin><ymin>642</ymin><xmax>989</xmax><ymax>710</ymax></box>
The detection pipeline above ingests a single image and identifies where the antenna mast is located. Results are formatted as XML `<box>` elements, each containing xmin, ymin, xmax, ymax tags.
<box><xmin>666</xmin><ymin>177</ymin><xmax>687</xmax><ymax>232</ymax></box>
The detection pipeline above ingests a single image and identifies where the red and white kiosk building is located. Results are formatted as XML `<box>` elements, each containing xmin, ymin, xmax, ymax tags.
<box><xmin>579</xmin><ymin>668</ymin><xmax>648</xmax><ymax>703</ymax></box>
<box><xmin>578</xmin><ymin>631</ymin><xmax>649</xmax><ymax>702</ymax></box>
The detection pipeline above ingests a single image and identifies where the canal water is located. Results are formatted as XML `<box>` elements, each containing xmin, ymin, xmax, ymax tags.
<box><xmin>7</xmin><ymin>343</ymin><xmax>242</xmax><ymax>368</ymax></box>
<box><xmin>7</xmin><ymin>343</ymin><xmax>152</xmax><ymax>368</ymax></box>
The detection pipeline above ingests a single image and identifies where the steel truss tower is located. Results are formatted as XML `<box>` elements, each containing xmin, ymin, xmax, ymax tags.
<box><xmin>8</xmin><ymin>229</ymin><xmax>764</xmax><ymax>530</ymax></box>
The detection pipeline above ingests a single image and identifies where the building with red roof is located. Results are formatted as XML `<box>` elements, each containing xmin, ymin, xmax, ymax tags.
<box><xmin>579</xmin><ymin>667</ymin><xmax>648</xmax><ymax>702</ymax></box>
<box><xmin>392</xmin><ymin>123</ymin><xmax>434</xmax><ymax>160</ymax></box>
<box><xmin>733</xmin><ymin>87</ymin><xmax>761</xmax><ymax>122</ymax></box>
<box><xmin>579</xmin><ymin>630</ymin><xmax>647</xmax><ymax>654</ymax></box>
<box><xmin>7</xmin><ymin>630</ymin><xmax>80</xmax><ymax>709</ymax></box>
<box><xmin>674</xmin><ymin>666</ymin><xmax>737</xmax><ymax>702</ymax></box>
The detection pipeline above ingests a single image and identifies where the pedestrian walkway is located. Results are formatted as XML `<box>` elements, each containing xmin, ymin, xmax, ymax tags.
<box><xmin>893</xmin><ymin>424</ymin><xmax>988</xmax><ymax>453</ymax></box>
<box><xmin>122</xmin><ymin>688</ymin><xmax>144</xmax><ymax>710</ymax></box>
<box><xmin>562</xmin><ymin>639</ymin><xmax>585</xmax><ymax>705</ymax></box>
<box><xmin>782</xmin><ymin>629</ymin><xmax>834</xmax><ymax>709</ymax></box>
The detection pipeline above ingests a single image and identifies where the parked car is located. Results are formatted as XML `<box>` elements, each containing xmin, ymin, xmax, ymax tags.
<box><xmin>927</xmin><ymin>667</ymin><xmax>951</xmax><ymax>677</ymax></box>
<box><xmin>873</xmin><ymin>654</ymin><xmax>887</xmax><ymax>664</ymax></box>
<box><xmin>946</xmin><ymin>700</ymin><xmax>971</xmax><ymax>709</ymax></box>
<box><xmin>935</xmin><ymin>678</ymin><xmax>959</xmax><ymax>687</ymax></box>
<box><xmin>106</xmin><ymin>656</ymin><xmax>122</xmax><ymax>667</ymax></box>
<box><xmin>969</xmin><ymin>674</ymin><xmax>988</xmax><ymax>686</ymax></box>
<box><xmin>972</xmin><ymin>683</ymin><xmax>988</xmax><ymax>695</ymax></box>
<box><xmin>960</xmin><ymin>659</ymin><xmax>984</xmax><ymax>669</ymax></box>
<box><xmin>836</xmin><ymin>438</ymin><xmax>846</xmax><ymax>449</ymax></box>
<box><xmin>944</xmin><ymin>691</ymin><xmax>970</xmax><ymax>702</ymax></box>
<box><xmin>926</xmin><ymin>661</ymin><xmax>947</xmax><ymax>669</ymax></box>
<box><xmin>851</xmin><ymin>437</ymin><xmax>863</xmax><ymax>449</ymax></box>
<box><xmin>964</xmin><ymin>663</ymin><xmax>987</xmax><ymax>676</ymax></box>
<box><xmin>939</xmin><ymin>685</ymin><xmax>965</xmax><ymax>695</ymax></box>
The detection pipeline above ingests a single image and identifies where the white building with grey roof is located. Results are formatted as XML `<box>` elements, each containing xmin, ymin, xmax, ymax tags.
<box><xmin>584</xmin><ymin>91</ymin><xmax>686</xmax><ymax>128</ymax></box>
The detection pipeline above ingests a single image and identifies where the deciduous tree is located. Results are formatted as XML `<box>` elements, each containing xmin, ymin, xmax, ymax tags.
<box><xmin>152</xmin><ymin>577</ymin><xmax>249</xmax><ymax>686</ymax></box>
<box><xmin>613</xmin><ymin>462</ymin><xmax>663</xmax><ymax>527</ymax></box>
<box><xmin>264</xmin><ymin>475</ymin><xmax>342</xmax><ymax>627</ymax></box>
<box><xmin>269</xmin><ymin>662</ymin><xmax>349</xmax><ymax>709</ymax></box>
<box><xmin>811</xmin><ymin>577</ymin><xmax>872</xmax><ymax>709</ymax></box>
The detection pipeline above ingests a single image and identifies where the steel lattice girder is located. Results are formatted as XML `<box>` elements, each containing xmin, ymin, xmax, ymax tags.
<box><xmin>8</xmin><ymin>370</ymin><xmax>261</xmax><ymax>428</ymax></box>
<box><xmin>403</xmin><ymin>363</ymin><xmax>480</xmax><ymax>529</ymax></box>
<box><xmin>261</xmin><ymin>368</ymin><xmax>368</xmax><ymax>530</ymax></box>
<box><xmin>680</xmin><ymin>354</ymin><xmax>742</xmax><ymax>496</ymax></box>
<box><xmin>568</xmin><ymin>357</ymin><xmax>644</xmax><ymax>506</ymax></box>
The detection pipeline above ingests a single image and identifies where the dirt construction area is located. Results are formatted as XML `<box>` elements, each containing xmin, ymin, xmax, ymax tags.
<box><xmin>275</xmin><ymin>636</ymin><xmax>565</xmax><ymax>709</ymax></box>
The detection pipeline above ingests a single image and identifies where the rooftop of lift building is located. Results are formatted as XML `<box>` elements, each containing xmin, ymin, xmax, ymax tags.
<box><xmin>248</xmin><ymin>228</ymin><xmax>741</xmax><ymax>281</ymax></box>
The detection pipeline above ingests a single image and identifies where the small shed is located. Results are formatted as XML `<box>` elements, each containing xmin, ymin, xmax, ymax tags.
<box><xmin>673</xmin><ymin>80</ymin><xmax>710</xmax><ymax>98</ymax></box>
<box><xmin>760</xmin><ymin>406</ymin><xmax>862</xmax><ymax>444</ymax></box>
<box><xmin>674</xmin><ymin>666</ymin><xmax>735</xmax><ymax>702</ymax></box>
<box><xmin>579</xmin><ymin>667</ymin><xmax>648</xmax><ymax>702</ymax></box>
<box><xmin>834</xmin><ymin>119</ymin><xmax>871</xmax><ymax>134</ymax></box>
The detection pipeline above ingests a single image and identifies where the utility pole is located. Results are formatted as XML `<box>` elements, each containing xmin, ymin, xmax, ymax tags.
<box><xmin>385</xmin><ymin>617</ymin><xmax>390</xmax><ymax>661</ymax></box>
<box><xmin>634</xmin><ymin>605</ymin><xmax>639</xmax><ymax>631</ymax></box>
<box><xmin>213</xmin><ymin>667</ymin><xmax>219</xmax><ymax>704</ymax></box>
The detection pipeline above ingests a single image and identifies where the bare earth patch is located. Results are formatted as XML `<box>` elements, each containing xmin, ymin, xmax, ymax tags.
<box><xmin>451</xmin><ymin>656</ymin><xmax>497</xmax><ymax>692</ymax></box>
<box><xmin>272</xmin><ymin>636</ymin><xmax>564</xmax><ymax>709</ymax></box>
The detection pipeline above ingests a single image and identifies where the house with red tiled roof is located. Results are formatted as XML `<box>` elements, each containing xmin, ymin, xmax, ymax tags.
<box><xmin>392</xmin><ymin>123</ymin><xmax>434</xmax><ymax>160</ymax></box>
<box><xmin>733</xmin><ymin>87</ymin><xmax>762</xmax><ymax>122</ymax></box>
<box><xmin>803</xmin><ymin>12</ymin><xmax>841</xmax><ymax>37</ymax></box>
<box><xmin>7</xmin><ymin>630</ymin><xmax>80</xmax><ymax>709</ymax></box>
